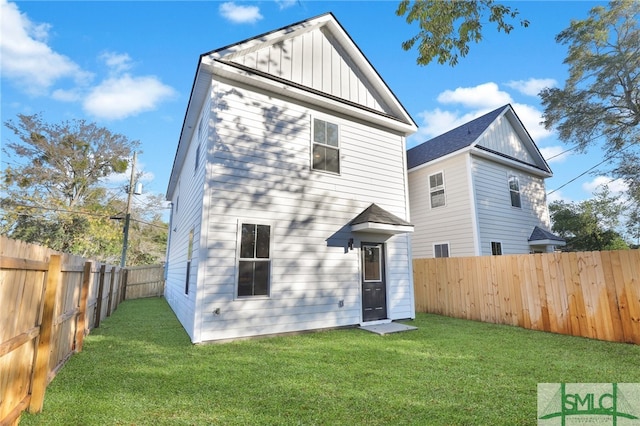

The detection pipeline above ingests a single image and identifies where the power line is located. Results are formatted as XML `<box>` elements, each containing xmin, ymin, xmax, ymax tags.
<box><xmin>547</xmin><ymin>144</ymin><xmax>635</xmax><ymax>196</ymax></box>
<box><xmin>1</xmin><ymin>201</ymin><xmax>168</xmax><ymax>230</ymax></box>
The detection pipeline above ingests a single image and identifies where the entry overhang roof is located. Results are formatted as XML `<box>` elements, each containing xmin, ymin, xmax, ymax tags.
<box><xmin>350</xmin><ymin>203</ymin><xmax>414</xmax><ymax>235</ymax></box>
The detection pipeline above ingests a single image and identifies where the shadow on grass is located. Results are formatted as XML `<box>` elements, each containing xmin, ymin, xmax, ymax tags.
<box><xmin>20</xmin><ymin>298</ymin><xmax>640</xmax><ymax>425</ymax></box>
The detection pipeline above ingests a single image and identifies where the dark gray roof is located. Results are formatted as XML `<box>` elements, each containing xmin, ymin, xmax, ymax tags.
<box><xmin>350</xmin><ymin>203</ymin><xmax>412</xmax><ymax>227</ymax></box>
<box><xmin>529</xmin><ymin>226</ymin><xmax>566</xmax><ymax>243</ymax></box>
<box><xmin>407</xmin><ymin>105</ymin><xmax>508</xmax><ymax>169</ymax></box>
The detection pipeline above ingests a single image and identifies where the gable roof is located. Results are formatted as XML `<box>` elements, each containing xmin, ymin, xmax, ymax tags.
<box><xmin>528</xmin><ymin>226</ymin><xmax>566</xmax><ymax>246</ymax></box>
<box><xmin>406</xmin><ymin>104</ymin><xmax>552</xmax><ymax>176</ymax></box>
<box><xmin>167</xmin><ymin>13</ymin><xmax>417</xmax><ymax>198</ymax></box>
<box><xmin>350</xmin><ymin>203</ymin><xmax>414</xmax><ymax>235</ymax></box>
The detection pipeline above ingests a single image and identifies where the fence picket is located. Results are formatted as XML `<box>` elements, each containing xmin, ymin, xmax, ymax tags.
<box><xmin>413</xmin><ymin>250</ymin><xmax>640</xmax><ymax>345</ymax></box>
<box><xmin>0</xmin><ymin>236</ymin><xmax>165</xmax><ymax>424</ymax></box>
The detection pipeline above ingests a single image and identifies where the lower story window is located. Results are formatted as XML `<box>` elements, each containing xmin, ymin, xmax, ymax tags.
<box><xmin>491</xmin><ymin>241</ymin><xmax>503</xmax><ymax>255</ymax></box>
<box><xmin>238</xmin><ymin>223</ymin><xmax>271</xmax><ymax>297</ymax></box>
<box><xmin>434</xmin><ymin>243</ymin><xmax>449</xmax><ymax>258</ymax></box>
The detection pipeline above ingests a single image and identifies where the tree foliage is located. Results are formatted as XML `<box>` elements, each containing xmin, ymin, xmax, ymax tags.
<box><xmin>540</xmin><ymin>0</ymin><xmax>640</xmax><ymax>227</ymax></box>
<box><xmin>1</xmin><ymin>114</ymin><xmax>167</xmax><ymax>265</ymax></box>
<box><xmin>396</xmin><ymin>0</ymin><xmax>529</xmax><ymax>66</ymax></box>
<box><xmin>549</xmin><ymin>186</ymin><xmax>630</xmax><ymax>251</ymax></box>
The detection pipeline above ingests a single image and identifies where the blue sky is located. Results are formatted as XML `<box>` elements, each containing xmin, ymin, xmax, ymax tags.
<box><xmin>1</xmin><ymin>0</ymin><xmax>622</xmax><ymax>218</ymax></box>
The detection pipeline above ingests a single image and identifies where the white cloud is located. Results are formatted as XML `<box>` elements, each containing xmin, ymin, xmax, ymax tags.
<box><xmin>506</xmin><ymin>78</ymin><xmax>557</xmax><ymax>96</ymax></box>
<box><xmin>546</xmin><ymin>189</ymin><xmax>569</xmax><ymax>204</ymax></box>
<box><xmin>408</xmin><ymin>82</ymin><xmax>553</xmax><ymax>147</ymax></box>
<box><xmin>276</xmin><ymin>0</ymin><xmax>298</xmax><ymax>9</ymax></box>
<box><xmin>83</xmin><ymin>75</ymin><xmax>176</xmax><ymax>120</ymax></box>
<box><xmin>0</xmin><ymin>0</ymin><xmax>91</xmax><ymax>94</ymax></box>
<box><xmin>582</xmin><ymin>176</ymin><xmax>628</xmax><ymax>195</ymax></box>
<box><xmin>437</xmin><ymin>82</ymin><xmax>512</xmax><ymax>109</ymax></box>
<box><xmin>540</xmin><ymin>145</ymin><xmax>571</xmax><ymax>164</ymax></box>
<box><xmin>510</xmin><ymin>102</ymin><xmax>553</xmax><ymax>142</ymax></box>
<box><xmin>100</xmin><ymin>51</ymin><xmax>134</xmax><ymax>75</ymax></box>
<box><xmin>219</xmin><ymin>2</ymin><xmax>263</xmax><ymax>24</ymax></box>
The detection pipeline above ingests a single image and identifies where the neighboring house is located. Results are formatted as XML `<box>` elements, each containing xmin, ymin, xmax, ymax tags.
<box><xmin>165</xmin><ymin>13</ymin><xmax>418</xmax><ymax>343</ymax></box>
<box><xmin>407</xmin><ymin>104</ymin><xmax>565</xmax><ymax>258</ymax></box>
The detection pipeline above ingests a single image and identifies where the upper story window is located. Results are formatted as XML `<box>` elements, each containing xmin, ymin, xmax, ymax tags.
<box><xmin>429</xmin><ymin>172</ymin><xmax>445</xmax><ymax>208</ymax></box>
<box><xmin>509</xmin><ymin>176</ymin><xmax>521</xmax><ymax>208</ymax></box>
<box><xmin>312</xmin><ymin>118</ymin><xmax>340</xmax><ymax>174</ymax></box>
<box><xmin>238</xmin><ymin>223</ymin><xmax>271</xmax><ymax>297</ymax></box>
<box><xmin>195</xmin><ymin>143</ymin><xmax>201</xmax><ymax>173</ymax></box>
<box><xmin>434</xmin><ymin>243</ymin><xmax>449</xmax><ymax>258</ymax></box>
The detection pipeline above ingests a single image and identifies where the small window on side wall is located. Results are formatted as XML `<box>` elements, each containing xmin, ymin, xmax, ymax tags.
<box><xmin>429</xmin><ymin>172</ymin><xmax>445</xmax><ymax>208</ymax></box>
<box><xmin>434</xmin><ymin>243</ymin><xmax>449</xmax><ymax>258</ymax></box>
<box><xmin>491</xmin><ymin>241</ymin><xmax>502</xmax><ymax>256</ymax></box>
<box><xmin>312</xmin><ymin>118</ymin><xmax>340</xmax><ymax>174</ymax></box>
<box><xmin>238</xmin><ymin>223</ymin><xmax>271</xmax><ymax>297</ymax></box>
<box><xmin>508</xmin><ymin>176</ymin><xmax>521</xmax><ymax>208</ymax></box>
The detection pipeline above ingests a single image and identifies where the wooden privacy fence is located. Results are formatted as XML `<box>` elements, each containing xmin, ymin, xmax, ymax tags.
<box><xmin>413</xmin><ymin>250</ymin><xmax>640</xmax><ymax>344</ymax></box>
<box><xmin>0</xmin><ymin>237</ymin><xmax>165</xmax><ymax>426</ymax></box>
<box><xmin>123</xmin><ymin>264</ymin><xmax>165</xmax><ymax>299</ymax></box>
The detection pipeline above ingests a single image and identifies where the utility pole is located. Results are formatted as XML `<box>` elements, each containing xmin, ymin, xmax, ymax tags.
<box><xmin>120</xmin><ymin>151</ymin><xmax>137</xmax><ymax>267</ymax></box>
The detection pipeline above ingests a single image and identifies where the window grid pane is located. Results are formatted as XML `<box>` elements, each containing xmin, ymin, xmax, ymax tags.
<box><xmin>238</xmin><ymin>224</ymin><xmax>271</xmax><ymax>297</ymax></box>
<box><xmin>312</xmin><ymin>118</ymin><xmax>340</xmax><ymax>174</ymax></box>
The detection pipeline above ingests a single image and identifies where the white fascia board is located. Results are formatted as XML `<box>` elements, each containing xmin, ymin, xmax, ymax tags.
<box><xmin>351</xmin><ymin>223</ymin><xmax>414</xmax><ymax>234</ymax></box>
<box><xmin>529</xmin><ymin>239</ymin><xmax>566</xmax><ymax>247</ymax></box>
<box><xmin>471</xmin><ymin>148</ymin><xmax>553</xmax><ymax>178</ymax></box>
<box><xmin>407</xmin><ymin>147</ymin><xmax>471</xmax><ymax>174</ymax></box>
<box><xmin>208</xmin><ymin>60</ymin><xmax>417</xmax><ymax>135</ymax></box>
<box><xmin>167</xmin><ymin>65</ymin><xmax>212</xmax><ymax>198</ymax></box>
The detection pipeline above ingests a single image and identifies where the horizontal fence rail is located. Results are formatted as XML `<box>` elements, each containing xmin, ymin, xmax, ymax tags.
<box><xmin>0</xmin><ymin>236</ymin><xmax>165</xmax><ymax>425</ymax></box>
<box><xmin>413</xmin><ymin>250</ymin><xmax>640</xmax><ymax>344</ymax></box>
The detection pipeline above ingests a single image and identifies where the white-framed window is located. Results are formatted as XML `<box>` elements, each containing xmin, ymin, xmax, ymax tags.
<box><xmin>185</xmin><ymin>228</ymin><xmax>194</xmax><ymax>295</ymax></box>
<box><xmin>312</xmin><ymin>118</ymin><xmax>340</xmax><ymax>174</ymax></box>
<box><xmin>195</xmin><ymin>143</ymin><xmax>201</xmax><ymax>173</ymax></box>
<box><xmin>434</xmin><ymin>243</ymin><xmax>449</xmax><ymax>258</ymax></box>
<box><xmin>491</xmin><ymin>241</ymin><xmax>503</xmax><ymax>255</ymax></box>
<box><xmin>508</xmin><ymin>176</ymin><xmax>521</xmax><ymax>208</ymax></box>
<box><xmin>237</xmin><ymin>222</ymin><xmax>272</xmax><ymax>297</ymax></box>
<box><xmin>429</xmin><ymin>172</ymin><xmax>445</xmax><ymax>208</ymax></box>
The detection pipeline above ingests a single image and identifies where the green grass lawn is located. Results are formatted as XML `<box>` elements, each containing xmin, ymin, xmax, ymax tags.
<box><xmin>20</xmin><ymin>298</ymin><xmax>640</xmax><ymax>425</ymax></box>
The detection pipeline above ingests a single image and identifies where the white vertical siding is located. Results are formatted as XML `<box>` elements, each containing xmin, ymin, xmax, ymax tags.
<box><xmin>408</xmin><ymin>154</ymin><xmax>477</xmax><ymax>258</ymax></box>
<box><xmin>191</xmin><ymin>79</ymin><xmax>413</xmax><ymax>342</ymax></box>
<box><xmin>477</xmin><ymin>114</ymin><xmax>536</xmax><ymax>164</ymax></box>
<box><xmin>472</xmin><ymin>156</ymin><xmax>551</xmax><ymax>255</ymax></box>
<box><xmin>232</xmin><ymin>27</ymin><xmax>385</xmax><ymax>114</ymax></box>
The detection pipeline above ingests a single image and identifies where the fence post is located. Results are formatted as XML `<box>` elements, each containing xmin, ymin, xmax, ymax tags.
<box><xmin>94</xmin><ymin>264</ymin><xmax>106</xmax><ymax>328</ymax></box>
<box><xmin>29</xmin><ymin>254</ymin><xmax>61</xmax><ymax>413</ymax></box>
<box><xmin>74</xmin><ymin>261</ymin><xmax>92</xmax><ymax>353</ymax></box>
<box><xmin>106</xmin><ymin>267</ymin><xmax>115</xmax><ymax>316</ymax></box>
<box><xmin>121</xmin><ymin>268</ymin><xmax>128</xmax><ymax>302</ymax></box>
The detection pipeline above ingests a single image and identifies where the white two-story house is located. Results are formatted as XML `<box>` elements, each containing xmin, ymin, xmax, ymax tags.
<box><xmin>165</xmin><ymin>13</ymin><xmax>418</xmax><ymax>343</ymax></box>
<box><xmin>407</xmin><ymin>104</ymin><xmax>565</xmax><ymax>258</ymax></box>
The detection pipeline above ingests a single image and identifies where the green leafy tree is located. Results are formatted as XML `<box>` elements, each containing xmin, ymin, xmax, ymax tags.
<box><xmin>396</xmin><ymin>0</ymin><xmax>529</xmax><ymax>66</ymax></box>
<box><xmin>0</xmin><ymin>113</ymin><xmax>167</xmax><ymax>263</ymax></box>
<box><xmin>549</xmin><ymin>186</ymin><xmax>630</xmax><ymax>251</ymax></box>
<box><xmin>540</xmin><ymin>0</ymin><xmax>640</xmax><ymax>234</ymax></box>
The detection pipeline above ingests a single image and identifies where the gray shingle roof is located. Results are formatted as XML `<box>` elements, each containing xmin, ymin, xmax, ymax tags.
<box><xmin>407</xmin><ymin>105</ymin><xmax>508</xmax><ymax>169</ymax></box>
<box><xmin>350</xmin><ymin>203</ymin><xmax>412</xmax><ymax>227</ymax></box>
<box><xmin>528</xmin><ymin>226</ymin><xmax>566</xmax><ymax>243</ymax></box>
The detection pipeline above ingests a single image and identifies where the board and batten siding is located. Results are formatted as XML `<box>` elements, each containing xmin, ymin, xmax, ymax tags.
<box><xmin>164</xmin><ymin>96</ymin><xmax>210</xmax><ymax>341</ymax></box>
<box><xmin>194</xmin><ymin>78</ymin><xmax>413</xmax><ymax>342</ymax></box>
<box><xmin>472</xmin><ymin>156</ymin><xmax>550</xmax><ymax>255</ymax></box>
<box><xmin>476</xmin><ymin>112</ymin><xmax>537</xmax><ymax>165</ymax></box>
<box><xmin>230</xmin><ymin>26</ymin><xmax>386</xmax><ymax>115</ymax></box>
<box><xmin>408</xmin><ymin>154</ymin><xmax>477</xmax><ymax>258</ymax></box>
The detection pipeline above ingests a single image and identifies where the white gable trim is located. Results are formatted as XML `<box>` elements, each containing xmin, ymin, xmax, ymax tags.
<box><xmin>471</xmin><ymin>147</ymin><xmax>553</xmax><ymax>178</ymax></box>
<box><xmin>207</xmin><ymin>59</ymin><xmax>416</xmax><ymax>135</ymax></box>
